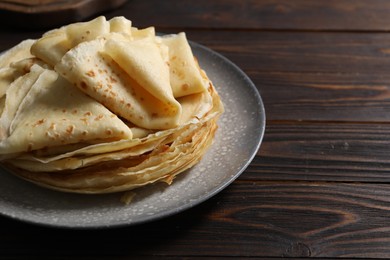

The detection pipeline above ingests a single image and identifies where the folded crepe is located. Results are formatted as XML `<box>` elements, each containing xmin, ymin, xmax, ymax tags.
<box><xmin>0</xmin><ymin>64</ymin><xmax>132</xmax><ymax>155</ymax></box>
<box><xmin>0</xmin><ymin>16</ymin><xmax>223</xmax><ymax>194</ymax></box>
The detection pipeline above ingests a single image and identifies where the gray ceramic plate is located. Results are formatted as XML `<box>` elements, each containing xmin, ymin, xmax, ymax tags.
<box><xmin>0</xmin><ymin>41</ymin><xmax>266</xmax><ymax>228</ymax></box>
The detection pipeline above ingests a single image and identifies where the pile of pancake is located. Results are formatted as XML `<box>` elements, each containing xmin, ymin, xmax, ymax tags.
<box><xmin>0</xmin><ymin>16</ymin><xmax>223</xmax><ymax>194</ymax></box>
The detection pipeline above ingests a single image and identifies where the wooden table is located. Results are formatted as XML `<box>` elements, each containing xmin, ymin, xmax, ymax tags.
<box><xmin>1</xmin><ymin>0</ymin><xmax>390</xmax><ymax>258</ymax></box>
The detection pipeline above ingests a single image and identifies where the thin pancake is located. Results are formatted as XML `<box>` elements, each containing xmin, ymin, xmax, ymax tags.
<box><xmin>0</xmin><ymin>65</ymin><xmax>132</xmax><ymax>155</ymax></box>
<box><xmin>56</xmin><ymin>38</ymin><xmax>182</xmax><ymax>129</ymax></box>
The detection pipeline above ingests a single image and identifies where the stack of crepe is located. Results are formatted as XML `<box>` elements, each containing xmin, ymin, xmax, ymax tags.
<box><xmin>0</xmin><ymin>16</ymin><xmax>223</xmax><ymax>194</ymax></box>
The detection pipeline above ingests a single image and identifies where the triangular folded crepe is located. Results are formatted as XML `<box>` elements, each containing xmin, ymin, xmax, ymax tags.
<box><xmin>0</xmin><ymin>40</ymin><xmax>37</xmax><ymax>99</ymax></box>
<box><xmin>160</xmin><ymin>33</ymin><xmax>208</xmax><ymax>98</ymax></box>
<box><xmin>56</xmin><ymin>37</ymin><xmax>181</xmax><ymax>129</ymax></box>
<box><xmin>0</xmin><ymin>65</ymin><xmax>132</xmax><ymax>155</ymax></box>
<box><xmin>0</xmin><ymin>64</ymin><xmax>43</xmax><ymax>141</ymax></box>
<box><xmin>30</xmin><ymin>16</ymin><xmax>154</xmax><ymax>68</ymax></box>
<box><xmin>30</xmin><ymin>16</ymin><xmax>109</xmax><ymax>67</ymax></box>
<box><xmin>30</xmin><ymin>32</ymin><xmax>70</xmax><ymax>67</ymax></box>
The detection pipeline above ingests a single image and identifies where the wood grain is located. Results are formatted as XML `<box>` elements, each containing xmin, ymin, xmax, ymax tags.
<box><xmin>253</xmin><ymin>71</ymin><xmax>390</xmax><ymax>122</ymax></box>
<box><xmin>0</xmin><ymin>1</ymin><xmax>390</xmax><ymax>258</ymax></box>
<box><xmin>184</xmin><ymin>31</ymin><xmax>390</xmax><ymax>74</ymax></box>
<box><xmin>3</xmin><ymin>0</ymin><xmax>390</xmax><ymax>31</ymax></box>
<box><xmin>178</xmin><ymin>31</ymin><xmax>390</xmax><ymax>122</ymax></box>
<box><xmin>109</xmin><ymin>0</ymin><xmax>390</xmax><ymax>31</ymax></box>
<box><xmin>243</xmin><ymin>122</ymin><xmax>390</xmax><ymax>182</ymax></box>
<box><xmin>1</xmin><ymin>182</ymin><xmax>389</xmax><ymax>258</ymax></box>
<box><xmin>0</xmin><ymin>0</ymin><xmax>127</xmax><ymax>29</ymax></box>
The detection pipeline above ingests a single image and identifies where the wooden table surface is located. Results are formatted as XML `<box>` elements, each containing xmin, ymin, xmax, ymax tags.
<box><xmin>1</xmin><ymin>0</ymin><xmax>390</xmax><ymax>258</ymax></box>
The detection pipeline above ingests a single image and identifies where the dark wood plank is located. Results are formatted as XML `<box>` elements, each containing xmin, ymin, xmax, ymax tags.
<box><xmin>185</xmin><ymin>31</ymin><xmax>390</xmax><ymax>74</ymax></box>
<box><xmin>3</xmin><ymin>0</ymin><xmax>390</xmax><ymax>31</ymax></box>
<box><xmin>253</xmin><ymin>71</ymin><xmax>390</xmax><ymax>122</ymax></box>
<box><xmin>1</xmin><ymin>181</ymin><xmax>389</xmax><ymax>258</ymax></box>
<box><xmin>4</xmin><ymin>0</ymin><xmax>390</xmax><ymax>31</ymax></box>
<box><xmin>183</xmin><ymin>31</ymin><xmax>390</xmax><ymax>122</ymax></box>
<box><xmin>0</xmin><ymin>0</ymin><xmax>128</xmax><ymax>30</ymax></box>
<box><xmin>0</xmin><ymin>1</ymin><xmax>389</xmax><ymax>259</ymax></box>
<box><xmin>243</xmin><ymin>122</ymin><xmax>390</xmax><ymax>182</ymax></box>
<box><xmin>109</xmin><ymin>0</ymin><xmax>390</xmax><ymax>31</ymax></box>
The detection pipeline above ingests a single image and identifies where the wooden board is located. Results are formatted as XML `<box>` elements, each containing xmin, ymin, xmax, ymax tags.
<box><xmin>250</xmin><ymin>123</ymin><xmax>390</xmax><ymax>182</ymax></box>
<box><xmin>0</xmin><ymin>0</ymin><xmax>128</xmax><ymax>29</ymax></box>
<box><xmin>108</xmin><ymin>0</ymin><xmax>390</xmax><ymax>31</ymax></box>
<box><xmin>1</xmin><ymin>1</ymin><xmax>390</xmax><ymax>258</ymax></box>
<box><xmin>1</xmin><ymin>181</ymin><xmax>389</xmax><ymax>258</ymax></box>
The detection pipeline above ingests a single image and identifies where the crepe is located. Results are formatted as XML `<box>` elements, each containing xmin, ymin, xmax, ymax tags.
<box><xmin>160</xmin><ymin>33</ymin><xmax>208</xmax><ymax>98</ymax></box>
<box><xmin>0</xmin><ymin>16</ymin><xmax>224</xmax><ymax>195</ymax></box>
<box><xmin>55</xmin><ymin>37</ymin><xmax>182</xmax><ymax>129</ymax></box>
<box><xmin>0</xmin><ymin>64</ymin><xmax>132</xmax><ymax>155</ymax></box>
